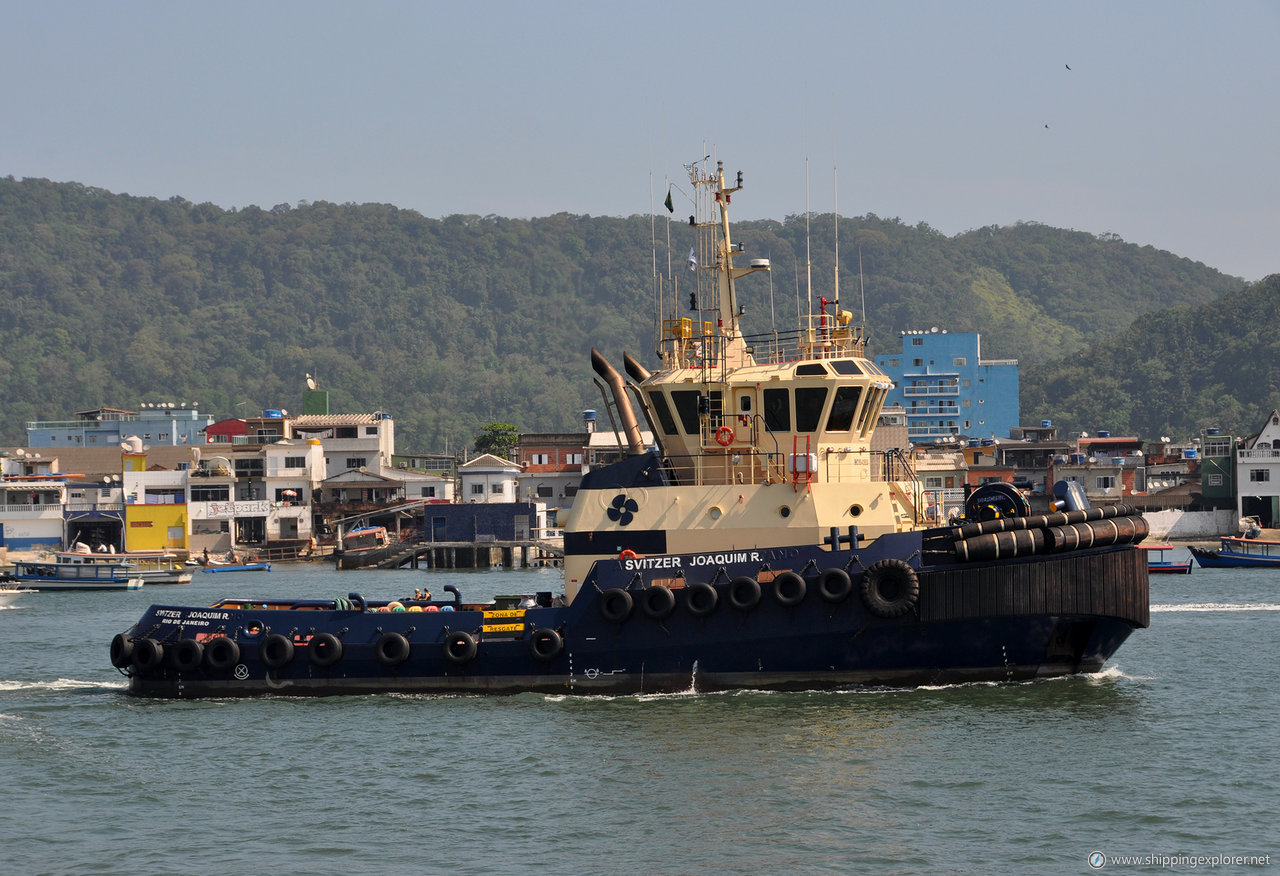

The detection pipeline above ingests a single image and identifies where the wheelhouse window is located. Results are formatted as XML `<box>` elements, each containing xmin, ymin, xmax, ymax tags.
<box><xmin>648</xmin><ymin>391</ymin><xmax>679</xmax><ymax>436</ymax></box>
<box><xmin>795</xmin><ymin>387</ymin><xmax>829</xmax><ymax>433</ymax></box>
<box><xmin>670</xmin><ymin>390</ymin><xmax>703</xmax><ymax>436</ymax></box>
<box><xmin>825</xmin><ymin>386</ymin><xmax>863</xmax><ymax>432</ymax></box>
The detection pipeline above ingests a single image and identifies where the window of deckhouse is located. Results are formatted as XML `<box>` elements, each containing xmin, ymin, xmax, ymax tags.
<box><xmin>649</xmin><ymin>392</ymin><xmax>679</xmax><ymax>436</ymax></box>
<box><xmin>825</xmin><ymin>386</ymin><xmax>863</xmax><ymax>432</ymax></box>
<box><xmin>763</xmin><ymin>389</ymin><xmax>790</xmax><ymax>432</ymax></box>
<box><xmin>671</xmin><ymin>390</ymin><xmax>705</xmax><ymax>436</ymax></box>
<box><xmin>856</xmin><ymin>387</ymin><xmax>885</xmax><ymax>436</ymax></box>
<box><xmin>795</xmin><ymin>387</ymin><xmax>829</xmax><ymax>433</ymax></box>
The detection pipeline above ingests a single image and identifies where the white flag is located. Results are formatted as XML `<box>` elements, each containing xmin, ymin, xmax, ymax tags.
<box><xmin>688</xmin><ymin>248</ymin><xmax>697</xmax><ymax>271</ymax></box>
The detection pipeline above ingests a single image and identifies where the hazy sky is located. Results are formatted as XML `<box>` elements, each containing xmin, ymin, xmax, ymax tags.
<box><xmin>3</xmin><ymin>1</ymin><xmax>1277</xmax><ymax>281</ymax></box>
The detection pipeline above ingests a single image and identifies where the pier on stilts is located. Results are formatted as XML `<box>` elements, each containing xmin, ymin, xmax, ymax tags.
<box><xmin>344</xmin><ymin>539</ymin><xmax>564</xmax><ymax>571</ymax></box>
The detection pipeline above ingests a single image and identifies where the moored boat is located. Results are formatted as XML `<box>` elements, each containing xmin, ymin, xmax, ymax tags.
<box><xmin>201</xmin><ymin>562</ymin><xmax>272</xmax><ymax>573</ymax></box>
<box><xmin>12</xmin><ymin>558</ymin><xmax>142</xmax><ymax>591</ymax></box>
<box><xmin>54</xmin><ymin>550</ymin><xmax>193</xmax><ymax>585</ymax></box>
<box><xmin>1190</xmin><ymin>536</ymin><xmax>1280</xmax><ymax>568</ymax></box>
<box><xmin>1140</xmin><ymin>544</ymin><xmax>1193</xmax><ymax>574</ymax></box>
<box><xmin>334</xmin><ymin>525</ymin><xmax>399</xmax><ymax>570</ymax></box>
<box><xmin>111</xmin><ymin>155</ymin><xmax>1149</xmax><ymax>698</ymax></box>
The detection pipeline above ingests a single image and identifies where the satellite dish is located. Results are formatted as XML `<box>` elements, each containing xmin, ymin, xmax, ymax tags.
<box><xmin>306</xmin><ymin>374</ymin><xmax>317</xmax><ymax>390</ymax></box>
<box><xmin>120</xmin><ymin>443</ymin><xmax>130</xmax><ymax>451</ymax></box>
<box><xmin>16</xmin><ymin>448</ymin><xmax>25</xmax><ymax>457</ymax></box>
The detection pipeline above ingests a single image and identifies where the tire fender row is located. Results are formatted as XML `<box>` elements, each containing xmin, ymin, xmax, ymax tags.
<box><xmin>595</xmin><ymin>557</ymin><xmax>920</xmax><ymax>625</ymax></box>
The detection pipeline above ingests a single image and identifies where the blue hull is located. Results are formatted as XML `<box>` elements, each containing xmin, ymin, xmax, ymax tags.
<box><xmin>114</xmin><ymin>534</ymin><xmax>1148</xmax><ymax>698</ymax></box>
<box><xmin>1189</xmin><ymin>547</ymin><xmax>1280</xmax><ymax>568</ymax></box>
<box><xmin>201</xmin><ymin>563</ymin><xmax>272</xmax><ymax>573</ymax></box>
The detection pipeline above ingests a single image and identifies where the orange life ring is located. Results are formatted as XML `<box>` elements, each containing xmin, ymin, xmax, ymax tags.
<box><xmin>715</xmin><ymin>426</ymin><xmax>735</xmax><ymax>446</ymax></box>
<box><xmin>619</xmin><ymin>549</ymin><xmax>638</xmax><ymax>559</ymax></box>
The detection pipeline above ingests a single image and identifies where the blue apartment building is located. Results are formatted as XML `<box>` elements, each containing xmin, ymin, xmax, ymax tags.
<box><xmin>874</xmin><ymin>330</ymin><xmax>1019</xmax><ymax>444</ymax></box>
<box><xmin>26</xmin><ymin>404</ymin><xmax>214</xmax><ymax>448</ymax></box>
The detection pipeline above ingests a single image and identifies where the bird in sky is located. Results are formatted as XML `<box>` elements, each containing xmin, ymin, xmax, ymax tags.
<box><xmin>1065</xmin><ymin>64</ymin><xmax>1071</xmax><ymax>70</ymax></box>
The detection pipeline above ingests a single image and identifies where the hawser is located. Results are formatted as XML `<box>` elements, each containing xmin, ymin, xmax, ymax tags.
<box><xmin>111</xmin><ymin>156</ymin><xmax>1149</xmax><ymax>697</ymax></box>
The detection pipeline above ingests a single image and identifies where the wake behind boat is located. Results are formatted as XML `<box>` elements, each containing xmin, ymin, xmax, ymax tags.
<box><xmin>111</xmin><ymin>155</ymin><xmax>1149</xmax><ymax>697</ymax></box>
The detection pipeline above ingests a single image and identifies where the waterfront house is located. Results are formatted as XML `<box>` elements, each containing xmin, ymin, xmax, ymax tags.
<box><xmin>1237</xmin><ymin>410</ymin><xmax>1280</xmax><ymax>527</ymax></box>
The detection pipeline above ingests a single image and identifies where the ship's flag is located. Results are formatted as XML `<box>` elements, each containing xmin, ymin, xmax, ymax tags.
<box><xmin>664</xmin><ymin>188</ymin><xmax>674</xmax><ymax>213</ymax></box>
<box><xmin>688</xmin><ymin>248</ymin><xmax>697</xmax><ymax>271</ymax></box>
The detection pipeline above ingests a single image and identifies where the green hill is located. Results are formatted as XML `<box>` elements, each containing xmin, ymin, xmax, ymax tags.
<box><xmin>1023</xmin><ymin>273</ymin><xmax>1280</xmax><ymax>439</ymax></box>
<box><xmin>0</xmin><ymin>176</ymin><xmax>1247</xmax><ymax>450</ymax></box>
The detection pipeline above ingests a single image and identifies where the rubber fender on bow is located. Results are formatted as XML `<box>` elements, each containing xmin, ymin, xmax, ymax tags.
<box><xmin>771</xmin><ymin>571</ymin><xmax>806</xmax><ymax>607</ymax></box>
<box><xmin>599</xmin><ymin>588</ymin><xmax>634</xmax><ymax>624</ymax></box>
<box><xmin>684</xmin><ymin>581</ymin><xmax>718</xmax><ymax>617</ymax></box>
<box><xmin>817</xmin><ymin>568</ymin><xmax>853</xmax><ymax>603</ymax></box>
<box><xmin>640</xmin><ymin>585</ymin><xmax>677</xmax><ymax>620</ymax></box>
<box><xmin>442</xmin><ymin>630</ymin><xmax>477</xmax><ymax>665</ymax></box>
<box><xmin>860</xmin><ymin>558</ymin><xmax>920</xmax><ymax>619</ymax></box>
<box><xmin>170</xmin><ymin>638</ymin><xmax>204</xmax><ymax>673</ymax></box>
<box><xmin>110</xmin><ymin>633</ymin><xmax>134</xmax><ymax>669</ymax></box>
<box><xmin>260</xmin><ymin>633</ymin><xmax>295</xmax><ymax>669</ymax></box>
<box><xmin>308</xmin><ymin>632</ymin><xmax>343</xmax><ymax>668</ymax></box>
<box><xmin>528</xmin><ymin>628</ymin><xmax>564</xmax><ymax>662</ymax></box>
<box><xmin>131</xmin><ymin>637</ymin><xmax>165</xmax><ymax>672</ymax></box>
<box><xmin>203</xmin><ymin>636</ymin><xmax>241</xmax><ymax>672</ymax></box>
<box><xmin>376</xmin><ymin>631</ymin><xmax>412</xmax><ymax>666</ymax></box>
<box><xmin>728</xmin><ymin>576</ymin><xmax>762</xmax><ymax>611</ymax></box>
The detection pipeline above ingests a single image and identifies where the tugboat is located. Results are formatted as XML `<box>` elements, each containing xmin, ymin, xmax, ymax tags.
<box><xmin>111</xmin><ymin>157</ymin><xmax>1149</xmax><ymax>697</ymax></box>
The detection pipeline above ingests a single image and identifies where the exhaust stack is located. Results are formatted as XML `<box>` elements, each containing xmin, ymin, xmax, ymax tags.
<box><xmin>591</xmin><ymin>348</ymin><xmax>646</xmax><ymax>456</ymax></box>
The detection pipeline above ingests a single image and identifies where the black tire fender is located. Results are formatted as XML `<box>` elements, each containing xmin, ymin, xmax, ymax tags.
<box><xmin>376</xmin><ymin>631</ymin><xmax>412</xmax><ymax>666</ymax></box>
<box><xmin>860</xmin><ymin>558</ymin><xmax>920</xmax><ymax>619</ymax></box>
<box><xmin>771</xmin><ymin>571</ymin><xmax>806</xmax><ymax>607</ymax></box>
<box><xmin>131</xmin><ymin>637</ymin><xmax>165</xmax><ymax>672</ymax></box>
<box><xmin>170</xmin><ymin>638</ymin><xmax>204</xmax><ymax>673</ymax></box>
<box><xmin>110</xmin><ymin>633</ymin><xmax>134</xmax><ymax>669</ymax></box>
<box><xmin>308</xmin><ymin>632</ymin><xmax>343</xmax><ymax>668</ymax></box>
<box><xmin>599</xmin><ymin>588</ymin><xmax>634</xmax><ymax>624</ymax></box>
<box><xmin>442</xmin><ymin>630</ymin><xmax>476</xmax><ymax>665</ymax></box>
<box><xmin>203</xmin><ymin>636</ymin><xmax>241</xmax><ymax>672</ymax></box>
<box><xmin>684</xmin><ymin>582</ymin><xmax>718</xmax><ymax>617</ymax></box>
<box><xmin>728</xmin><ymin>576</ymin><xmax>761</xmax><ymax>612</ymax></box>
<box><xmin>817</xmin><ymin>568</ymin><xmax>853</xmax><ymax>603</ymax></box>
<box><xmin>640</xmin><ymin>585</ymin><xmax>676</xmax><ymax>620</ymax></box>
<box><xmin>528</xmin><ymin>628</ymin><xmax>564</xmax><ymax>662</ymax></box>
<box><xmin>259</xmin><ymin>633</ymin><xmax>295</xmax><ymax>669</ymax></box>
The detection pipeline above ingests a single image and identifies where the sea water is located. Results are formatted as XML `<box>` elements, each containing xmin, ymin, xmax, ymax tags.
<box><xmin>1</xmin><ymin>553</ymin><xmax>1277</xmax><ymax>875</ymax></box>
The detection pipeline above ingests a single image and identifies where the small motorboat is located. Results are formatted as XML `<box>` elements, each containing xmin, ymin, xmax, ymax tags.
<box><xmin>201</xmin><ymin>562</ymin><xmax>271</xmax><ymax>573</ymax></box>
<box><xmin>1140</xmin><ymin>544</ymin><xmax>1192</xmax><ymax>574</ymax></box>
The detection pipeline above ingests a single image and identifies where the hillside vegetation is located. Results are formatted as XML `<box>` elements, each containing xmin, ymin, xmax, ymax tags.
<box><xmin>0</xmin><ymin>176</ymin><xmax>1250</xmax><ymax>450</ymax></box>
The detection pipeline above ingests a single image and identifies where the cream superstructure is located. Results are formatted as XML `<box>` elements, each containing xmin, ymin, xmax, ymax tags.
<box><xmin>563</xmin><ymin>159</ymin><xmax>928</xmax><ymax>601</ymax></box>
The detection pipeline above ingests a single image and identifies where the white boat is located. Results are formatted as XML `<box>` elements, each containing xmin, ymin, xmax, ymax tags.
<box><xmin>0</xmin><ymin>584</ymin><xmax>38</xmax><ymax>606</ymax></box>
<box><xmin>8</xmin><ymin>559</ymin><xmax>143</xmax><ymax>591</ymax></box>
<box><xmin>54</xmin><ymin>550</ymin><xmax>193</xmax><ymax>585</ymax></box>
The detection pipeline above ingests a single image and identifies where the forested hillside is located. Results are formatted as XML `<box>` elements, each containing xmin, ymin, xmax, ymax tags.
<box><xmin>1023</xmin><ymin>273</ymin><xmax>1280</xmax><ymax>439</ymax></box>
<box><xmin>0</xmin><ymin>176</ymin><xmax>1248</xmax><ymax>451</ymax></box>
